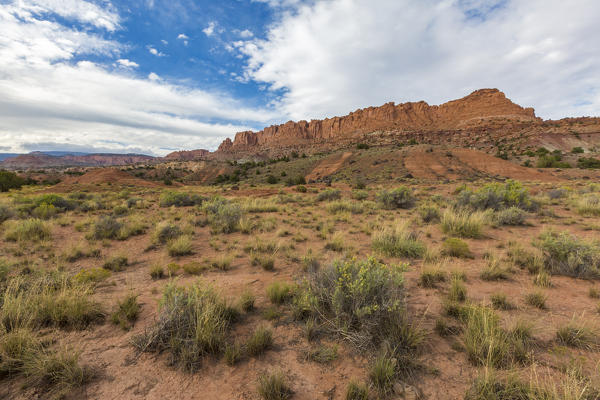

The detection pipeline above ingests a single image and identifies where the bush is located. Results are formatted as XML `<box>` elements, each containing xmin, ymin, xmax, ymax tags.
<box><xmin>317</xmin><ymin>189</ymin><xmax>341</xmax><ymax>202</ymax></box>
<box><xmin>480</xmin><ymin>257</ymin><xmax>510</xmax><ymax>281</ymax></box>
<box><xmin>571</xmin><ymin>146</ymin><xmax>585</xmax><ymax>154</ymax></box>
<box><xmin>490</xmin><ymin>293</ymin><xmax>513</xmax><ymax>310</ymax></box>
<box><xmin>535</xmin><ymin>230</ymin><xmax>600</xmax><ymax>279</ymax></box>
<box><xmin>418</xmin><ymin>204</ymin><xmax>441</xmax><ymax>223</ymax></box>
<box><xmin>418</xmin><ymin>268</ymin><xmax>447</xmax><ymax>288</ymax></box>
<box><xmin>246</xmin><ymin>325</ymin><xmax>273</xmax><ymax>356</ymax></box>
<box><xmin>239</xmin><ymin>289</ymin><xmax>255</xmax><ymax>312</ymax></box>
<box><xmin>203</xmin><ymin>197</ymin><xmax>242</xmax><ymax>233</ymax></box>
<box><xmin>110</xmin><ymin>294</ymin><xmax>140</xmax><ymax>330</ymax></box>
<box><xmin>372</xmin><ymin>223</ymin><xmax>426</xmax><ymax>258</ymax></box>
<box><xmin>0</xmin><ymin>170</ymin><xmax>25</xmax><ymax>192</ymax></box>
<box><xmin>441</xmin><ymin>237</ymin><xmax>472</xmax><ymax>258</ymax></box>
<box><xmin>90</xmin><ymin>216</ymin><xmax>122</xmax><ymax>240</ymax></box>
<box><xmin>149</xmin><ymin>264</ymin><xmax>165</xmax><ymax>279</ymax></box>
<box><xmin>375</xmin><ymin>186</ymin><xmax>415</xmax><ymax>209</ymax></box>
<box><xmin>4</xmin><ymin>218</ymin><xmax>51</xmax><ymax>242</ymax></box>
<box><xmin>577</xmin><ymin>157</ymin><xmax>600</xmax><ymax>169</ymax></box>
<box><xmin>369</xmin><ymin>354</ymin><xmax>396</xmax><ymax>395</ymax></box>
<box><xmin>455</xmin><ymin>180</ymin><xmax>538</xmax><ymax>211</ymax></box>
<box><xmin>556</xmin><ymin>321</ymin><xmax>599</xmax><ymax>350</ymax></box>
<box><xmin>266</xmin><ymin>282</ymin><xmax>293</xmax><ymax>304</ymax></box>
<box><xmin>441</xmin><ymin>209</ymin><xmax>486</xmax><ymax>238</ymax></box>
<box><xmin>132</xmin><ymin>283</ymin><xmax>234</xmax><ymax>371</ymax></box>
<box><xmin>257</xmin><ymin>371</ymin><xmax>292</xmax><ymax>400</ymax></box>
<box><xmin>351</xmin><ymin>190</ymin><xmax>369</xmax><ymax>200</ymax></box>
<box><xmin>182</xmin><ymin>262</ymin><xmax>207</xmax><ymax>275</ymax></box>
<box><xmin>266</xmin><ymin>175</ymin><xmax>279</xmax><ymax>184</ymax></box>
<box><xmin>167</xmin><ymin>235</ymin><xmax>193</xmax><ymax>256</ymax></box>
<box><xmin>326</xmin><ymin>200</ymin><xmax>364</xmax><ymax>214</ymax></box>
<box><xmin>73</xmin><ymin>268</ymin><xmax>111</xmax><ymax>284</ymax></box>
<box><xmin>524</xmin><ymin>291</ymin><xmax>547</xmax><ymax>309</ymax></box>
<box><xmin>0</xmin><ymin>203</ymin><xmax>14</xmax><ymax>223</ymax></box>
<box><xmin>159</xmin><ymin>191</ymin><xmax>204</xmax><ymax>207</ymax></box>
<box><xmin>494</xmin><ymin>206</ymin><xmax>527</xmax><ymax>226</ymax></box>
<box><xmin>576</xmin><ymin>194</ymin><xmax>600</xmax><ymax>216</ymax></box>
<box><xmin>102</xmin><ymin>256</ymin><xmax>128</xmax><ymax>272</ymax></box>
<box><xmin>537</xmin><ymin>155</ymin><xmax>571</xmax><ymax>168</ymax></box>
<box><xmin>154</xmin><ymin>221</ymin><xmax>182</xmax><ymax>244</ymax></box>
<box><xmin>295</xmin><ymin>257</ymin><xmax>421</xmax><ymax>352</ymax></box>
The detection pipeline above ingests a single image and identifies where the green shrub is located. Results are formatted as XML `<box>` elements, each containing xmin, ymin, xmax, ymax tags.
<box><xmin>257</xmin><ymin>371</ymin><xmax>292</xmax><ymax>400</ymax></box>
<box><xmin>32</xmin><ymin>203</ymin><xmax>58</xmax><ymax>219</ymax></box>
<box><xmin>577</xmin><ymin>157</ymin><xmax>600</xmax><ymax>169</ymax></box>
<box><xmin>376</xmin><ymin>186</ymin><xmax>415</xmax><ymax>209</ymax></box>
<box><xmin>90</xmin><ymin>216</ymin><xmax>122</xmax><ymax>240</ymax></box>
<box><xmin>203</xmin><ymin>197</ymin><xmax>242</xmax><ymax>233</ymax></box>
<box><xmin>110</xmin><ymin>294</ymin><xmax>140</xmax><ymax>330</ymax></box>
<box><xmin>524</xmin><ymin>291</ymin><xmax>547</xmax><ymax>309</ymax></box>
<box><xmin>0</xmin><ymin>170</ymin><xmax>25</xmax><ymax>192</ymax></box>
<box><xmin>0</xmin><ymin>203</ymin><xmax>14</xmax><ymax>223</ymax></box>
<box><xmin>556</xmin><ymin>321</ymin><xmax>599</xmax><ymax>350</ymax></box>
<box><xmin>239</xmin><ymin>289</ymin><xmax>255</xmax><ymax>312</ymax></box>
<box><xmin>149</xmin><ymin>264</ymin><xmax>165</xmax><ymax>279</ymax></box>
<box><xmin>132</xmin><ymin>282</ymin><xmax>234</xmax><ymax>371</ymax></box>
<box><xmin>246</xmin><ymin>325</ymin><xmax>273</xmax><ymax>356</ymax></box>
<box><xmin>252</xmin><ymin>253</ymin><xmax>275</xmax><ymax>271</ymax></box>
<box><xmin>102</xmin><ymin>256</ymin><xmax>128</xmax><ymax>272</ymax></box>
<box><xmin>73</xmin><ymin>268</ymin><xmax>110</xmax><ymax>284</ymax></box>
<box><xmin>159</xmin><ymin>191</ymin><xmax>204</xmax><ymax>207</ymax></box>
<box><xmin>455</xmin><ymin>180</ymin><xmax>538</xmax><ymax>211</ymax></box>
<box><xmin>494</xmin><ymin>206</ymin><xmax>527</xmax><ymax>226</ymax></box>
<box><xmin>418</xmin><ymin>204</ymin><xmax>441</xmax><ymax>223</ymax></box>
<box><xmin>441</xmin><ymin>237</ymin><xmax>472</xmax><ymax>258</ymax></box>
<box><xmin>537</xmin><ymin>155</ymin><xmax>571</xmax><ymax>168</ymax></box>
<box><xmin>351</xmin><ymin>190</ymin><xmax>369</xmax><ymax>200</ymax></box>
<box><xmin>345</xmin><ymin>381</ymin><xmax>369</xmax><ymax>400</ymax></box>
<box><xmin>441</xmin><ymin>209</ymin><xmax>485</xmax><ymax>238</ymax></box>
<box><xmin>535</xmin><ymin>230</ymin><xmax>600</xmax><ymax>279</ymax></box>
<box><xmin>317</xmin><ymin>189</ymin><xmax>341</xmax><ymax>202</ymax></box>
<box><xmin>167</xmin><ymin>235</ymin><xmax>193</xmax><ymax>256</ymax></box>
<box><xmin>182</xmin><ymin>262</ymin><xmax>207</xmax><ymax>275</ymax></box>
<box><xmin>571</xmin><ymin>146</ymin><xmax>584</xmax><ymax>154</ymax></box>
<box><xmin>154</xmin><ymin>221</ymin><xmax>182</xmax><ymax>244</ymax></box>
<box><xmin>372</xmin><ymin>223</ymin><xmax>426</xmax><ymax>258</ymax></box>
<box><xmin>304</xmin><ymin>344</ymin><xmax>338</xmax><ymax>364</ymax></box>
<box><xmin>4</xmin><ymin>218</ymin><xmax>51</xmax><ymax>242</ymax></box>
<box><xmin>490</xmin><ymin>293</ymin><xmax>513</xmax><ymax>310</ymax></box>
<box><xmin>448</xmin><ymin>278</ymin><xmax>467</xmax><ymax>302</ymax></box>
<box><xmin>369</xmin><ymin>354</ymin><xmax>396</xmax><ymax>395</ymax></box>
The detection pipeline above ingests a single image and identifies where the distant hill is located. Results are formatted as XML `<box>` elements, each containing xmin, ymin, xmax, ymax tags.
<box><xmin>0</xmin><ymin>152</ymin><xmax>156</xmax><ymax>169</ymax></box>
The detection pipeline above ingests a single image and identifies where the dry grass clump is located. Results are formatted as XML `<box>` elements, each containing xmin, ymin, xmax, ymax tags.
<box><xmin>266</xmin><ymin>282</ymin><xmax>294</xmax><ymax>305</ymax></box>
<box><xmin>316</xmin><ymin>189</ymin><xmax>341</xmax><ymax>202</ymax></box>
<box><xmin>494</xmin><ymin>206</ymin><xmax>527</xmax><ymax>226</ymax></box>
<box><xmin>133</xmin><ymin>282</ymin><xmax>237</xmax><ymax>371</ymax></box>
<box><xmin>418</xmin><ymin>267</ymin><xmax>447</xmax><ymax>288</ymax></box>
<box><xmin>246</xmin><ymin>325</ymin><xmax>273</xmax><ymax>356</ymax></box>
<box><xmin>524</xmin><ymin>291</ymin><xmax>547</xmax><ymax>309</ymax></box>
<box><xmin>257</xmin><ymin>371</ymin><xmax>293</xmax><ymax>400</ymax></box>
<box><xmin>345</xmin><ymin>380</ymin><xmax>369</xmax><ymax>400</ymax></box>
<box><xmin>73</xmin><ymin>268</ymin><xmax>111</xmax><ymax>284</ymax></box>
<box><xmin>375</xmin><ymin>186</ymin><xmax>416</xmax><ymax>209</ymax></box>
<box><xmin>167</xmin><ymin>235</ymin><xmax>193</xmax><ymax>256</ymax></box>
<box><xmin>4</xmin><ymin>218</ymin><xmax>51</xmax><ymax>242</ymax></box>
<box><xmin>372</xmin><ymin>222</ymin><xmax>426</xmax><ymax>258</ymax></box>
<box><xmin>202</xmin><ymin>197</ymin><xmax>243</xmax><ymax>233</ymax></box>
<box><xmin>110</xmin><ymin>294</ymin><xmax>140</xmax><ymax>330</ymax></box>
<box><xmin>556</xmin><ymin>318</ymin><xmax>599</xmax><ymax>350</ymax></box>
<box><xmin>326</xmin><ymin>200</ymin><xmax>364</xmax><ymax>214</ymax></box>
<box><xmin>480</xmin><ymin>257</ymin><xmax>511</xmax><ymax>281</ymax></box>
<box><xmin>159</xmin><ymin>191</ymin><xmax>204</xmax><ymax>207</ymax></box>
<box><xmin>575</xmin><ymin>194</ymin><xmax>600</xmax><ymax>216</ymax></box>
<box><xmin>102</xmin><ymin>255</ymin><xmax>128</xmax><ymax>272</ymax></box>
<box><xmin>441</xmin><ymin>209</ymin><xmax>486</xmax><ymax>238</ymax></box>
<box><xmin>535</xmin><ymin>230</ymin><xmax>600</xmax><ymax>279</ymax></box>
<box><xmin>89</xmin><ymin>216</ymin><xmax>122</xmax><ymax>240</ymax></box>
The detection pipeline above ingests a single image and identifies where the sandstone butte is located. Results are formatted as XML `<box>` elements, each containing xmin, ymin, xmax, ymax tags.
<box><xmin>204</xmin><ymin>88</ymin><xmax>600</xmax><ymax>159</ymax></box>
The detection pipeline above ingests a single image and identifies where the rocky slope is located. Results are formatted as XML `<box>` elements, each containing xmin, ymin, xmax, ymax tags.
<box><xmin>0</xmin><ymin>152</ymin><xmax>155</xmax><ymax>169</ymax></box>
<box><xmin>163</xmin><ymin>149</ymin><xmax>210</xmax><ymax>161</ymax></box>
<box><xmin>214</xmin><ymin>88</ymin><xmax>600</xmax><ymax>158</ymax></box>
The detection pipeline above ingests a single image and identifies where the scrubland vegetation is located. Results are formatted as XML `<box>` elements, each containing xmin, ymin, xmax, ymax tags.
<box><xmin>0</xmin><ymin>177</ymin><xmax>599</xmax><ymax>399</ymax></box>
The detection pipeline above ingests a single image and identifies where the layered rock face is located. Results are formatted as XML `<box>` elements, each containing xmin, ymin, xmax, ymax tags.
<box><xmin>216</xmin><ymin>89</ymin><xmax>539</xmax><ymax>154</ymax></box>
<box><xmin>163</xmin><ymin>149</ymin><xmax>210</xmax><ymax>161</ymax></box>
<box><xmin>0</xmin><ymin>152</ymin><xmax>155</xmax><ymax>169</ymax></box>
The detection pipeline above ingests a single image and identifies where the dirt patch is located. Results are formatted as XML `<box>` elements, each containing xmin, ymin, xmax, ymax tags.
<box><xmin>49</xmin><ymin>168</ymin><xmax>167</xmax><ymax>191</ymax></box>
<box><xmin>305</xmin><ymin>152</ymin><xmax>353</xmax><ymax>181</ymax></box>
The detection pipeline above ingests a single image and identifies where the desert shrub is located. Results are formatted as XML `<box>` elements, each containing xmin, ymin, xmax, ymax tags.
<box><xmin>441</xmin><ymin>237</ymin><xmax>472</xmax><ymax>258</ymax></box>
<box><xmin>32</xmin><ymin>194</ymin><xmax>74</xmax><ymax>211</ymax></box>
<box><xmin>418</xmin><ymin>268</ymin><xmax>447</xmax><ymax>288</ymax></box>
<box><xmin>153</xmin><ymin>221</ymin><xmax>182</xmax><ymax>244</ymax></box>
<box><xmin>448</xmin><ymin>278</ymin><xmax>467</xmax><ymax>302</ymax></box>
<box><xmin>494</xmin><ymin>206</ymin><xmax>527</xmax><ymax>226</ymax></box>
<box><xmin>241</xmin><ymin>198</ymin><xmax>279</xmax><ymax>213</ymax></box>
<box><xmin>556</xmin><ymin>320</ymin><xmax>599</xmax><ymax>350</ymax></box>
<box><xmin>533</xmin><ymin>271</ymin><xmax>552</xmax><ymax>287</ymax></box>
<box><xmin>375</xmin><ymin>186</ymin><xmax>415</xmax><ymax>209</ymax></box>
<box><xmin>490</xmin><ymin>293</ymin><xmax>513</xmax><ymax>310</ymax></box>
<box><xmin>576</xmin><ymin>194</ymin><xmax>600</xmax><ymax>216</ymax></box>
<box><xmin>371</xmin><ymin>222</ymin><xmax>426</xmax><ymax>258</ymax></box>
<box><xmin>203</xmin><ymin>197</ymin><xmax>242</xmax><ymax>233</ymax></box>
<box><xmin>90</xmin><ymin>216</ymin><xmax>122</xmax><ymax>240</ymax></box>
<box><xmin>317</xmin><ymin>189</ymin><xmax>341</xmax><ymax>202</ymax></box>
<box><xmin>32</xmin><ymin>203</ymin><xmax>58</xmax><ymax>219</ymax></box>
<box><xmin>266</xmin><ymin>282</ymin><xmax>294</xmax><ymax>304</ymax></box>
<box><xmin>465</xmin><ymin>372</ymin><xmax>541</xmax><ymax>400</ymax></box>
<box><xmin>294</xmin><ymin>257</ymin><xmax>422</xmax><ymax>352</ymax></box>
<box><xmin>524</xmin><ymin>291</ymin><xmax>547</xmax><ymax>309</ymax></box>
<box><xmin>480</xmin><ymin>257</ymin><xmax>510</xmax><ymax>281</ymax></box>
<box><xmin>326</xmin><ymin>200</ymin><xmax>364</xmax><ymax>214</ymax></box>
<box><xmin>571</xmin><ymin>146</ymin><xmax>585</xmax><ymax>154</ymax></box>
<box><xmin>577</xmin><ymin>157</ymin><xmax>600</xmax><ymax>169</ymax></box>
<box><xmin>506</xmin><ymin>242</ymin><xmax>542</xmax><ymax>273</ymax></box>
<box><xmin>0</xmin><ymin>272</ymin><xmax>104</xmax><ymax>331</ymax></box>
<box><xmin>182</xmin><ymin>262</ymin><xmax>207</xmax><ymax>275</ymax></box>
<box><xmin>0</xmin><ymin>170</ymin><xmax>25</xmax><ymax>192</ymax></box>
<box><xmin>167</xmin><ymin>235</ymin><xmax>193</xmax><ymax>256</ymax></box>
<box><xmin>63</xmin><ymin>244</ymin><xmax>100</xmax><ymax>262</ymax></box>
<box><xmin>535</xmin><ymin>230</ymin><xmax>600</xmax><ymax>279</ymax></box>
<box><xmin>210</xmin><ymin>255</ymin><xmax>232</xmax><ymax>271</ymax></box>
<box><xmin>72</xmin><ymin>268</ymin><xmax>110</xmax><ymax>284</ymax></box>
<box><xmin>455</xmin><ymin>180</ymin><xmax>538</xmax><ymax>211</ymax></box>
<box><xmin>110</xmin><ymin>294</ymin><xmax>140</xmax><ymax>330</ymax></box>
<box><xmin>246</xmin><ymin>325</ymin><xmax>273</xmax><ymax>356</ymax></box>
<box><xmin>4</xmin><ymin>218</ymin><xmax>51</xmax><ymax>242</ymax></box>
<box><xmin>304</xmin><ymin>344</ymin><xmax>337</xmax><ymax>364</ymax></box>
<box><xmin>351</xmin><ymin>190</ymin><xmax>369</xmax><ymax>201</ymax></box>
<box><xmin>441</xmin><ymin>209</ymin><xmax>486</xmax><ymax>238</ymax></box>
<box><xmin>239</xmin><ymin>289</ymin><xmax>255</xmax><ymax>312</ymax></box>
<box><xmin>159</xmin><ymin>191</ymin><xmax>204</xmax><ymax>207</ymax></box>
<box><xmin>0</xmin><ymin>203</ymin><xmax>14</xmax><ymax>223</ymax></box>
<box><xmin>102</xmin><ymin>256</ymin><xmax>128</xmax><ymax>272</ymax></box>
<box><xmin>252</xmin><ymin>253</ymin><xmax>275</xmax><ymax>271</ymax></box>
<box><xmin>149</xmin><ymin>264</ymin><xmax>165</xmax><ymax>279</ymax></box>
<box><xmin>132</xmin><ymin>282</ymin><xmax>234</xmax><ymax>371</ymax></box>
<box><xmin>257</xmin><ymin>371</ymin><xmax>292</xmax><ymax>400</ymax></box>
<box><xmin>345</xmin><ymin>381</ymin><xmax>369</xmax><ymax>400</ymax></box>
<box><xmin>112</xmin><ymin>205</ymin><xmax>128</xmax><ymax>216</ymax></box>
<box><xmin>223</xmin><ymin>342</ymin><xmax>243</xmax><ymax>365</ymax></box>
<box><xmin>537</xmin><ymin>154</ymin><xmax>571</xmax><ymax>168</ymax></box>
<box><xmin>462</xmin><ymin>305</ymin><xmax>531</xmax><ymax>368</ymax></box>
<box><xmin>418</xmin><ymin>204</ymin><xmax>441</xmax><ymax>223</ymax></box>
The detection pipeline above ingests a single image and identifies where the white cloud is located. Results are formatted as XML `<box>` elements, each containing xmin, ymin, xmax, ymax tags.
<box><xmin>161</xmin><ymin>39</ymin><xmax>168</xmax><ymax>45</ymax></box>
<box><xmin>238</xmin><ymin>29</ymin><xmax>254</xmax><ymax>38</ymax></box>
<box><xmin>148</xmin><ymin>72</ymin><xmax>160</xmax><ymax>81</ymax></box>
<box><xmin>116</xmin><ymin>59</ymin><xmax>139</xmax><ymax>69</ymax></box>
<box><xmin>18</xmin><ymin>0</ymin><xmax>121</xmax><ymax>31</ymax></box>
<box><xmin>177</xmin><ymin>33</ymin><xmax>189</xmax><ymax>40</ymax></box>
<box><xmin>202</xmin><ymin>21</ymin><xmax>217</xmax><ymax>37</ymax></box>
<box><xmin>240</xmin><ymin>0</ymin><xmax>600</xmax><ymax>120</ymax></box>
<box><xmin>147</xmin><ymin>46</ymin><xmax>165</xmax><ymax>57</ymax></box>
<box><xmin>0</xmin><ymin>1</ymin><xmax>276</xmax><ymax>155</ymax></box>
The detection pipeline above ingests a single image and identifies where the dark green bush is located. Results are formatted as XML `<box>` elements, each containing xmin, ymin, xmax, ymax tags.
<box><xmin>376</xmin><ymin>186</ymin><xmax>415</xmax><ymax>209</ymax></box>
<box><xmin>0</xmin><ymin>170</ymin><xmax>25</xmax><ymax>192</ymax></box>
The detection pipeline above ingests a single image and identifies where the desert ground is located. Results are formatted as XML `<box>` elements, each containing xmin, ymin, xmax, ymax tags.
<box><xmin>1</xmin><ymin>146</ymin><xmax>599</xmax><ymax>400</ymax></box>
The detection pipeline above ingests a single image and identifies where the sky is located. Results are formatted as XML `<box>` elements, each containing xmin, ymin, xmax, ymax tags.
<box><xmin>1</xmin><ymin>0</ymin><xmax>599</xmax><ymax>156</ymax></box>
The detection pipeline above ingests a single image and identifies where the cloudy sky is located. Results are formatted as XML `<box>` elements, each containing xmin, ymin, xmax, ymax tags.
<box><xmin>1</xmin><ymin>0</ymin><xmax>599</xmax><ymax>156</ymax></box>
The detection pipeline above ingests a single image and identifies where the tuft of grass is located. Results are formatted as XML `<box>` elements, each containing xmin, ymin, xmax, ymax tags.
<box><xmin>490</xmin><ymin>293</ymin><xmax>514</xmax><ymax>310</ymax></box>
<box><xmin>448</xmin><ymin>278</ymin><xmax>467</xmax><ymax>302</ymax></box>
<box><xmin>251</xmin><ymin>253</ymin><xmax>275</xmax><ymax>271</ymax></box>
<box><xmin>441</xmin><ymin>237</ymin><xmax>473</xmax><ymax>258</ymax></box>
<box><xmin>372</xmin><ymin>222</ymin><xmax>426</xmax><ymax>258</ymax></box>
<box><xmin>149</xmin><ymin>264</ymin><xmax>165</xmax><ymax>279</ymax></box>
<box><xmin>203</xmin><ymin>197</ymin><xmax>242</xmax><ymax>233</ymax></box>
<box><xmin>345</xmin><ymin>380</ymin><xmax>369</xmax><ymax>400</ymax></box>
<box><xmin>266</xmin><ymin>282</ymin><xmax>294</xmax><ymax>305</ymax></box>
<box><xmin>239</xmin><ymin>289</ymin><xmax>255</xmax><ymax>312</ymax></box>
<box><xmin>304</xmin><ymin>344</ymin><xmax>338</xmax><ymax>364</ymax></box>
<box><xmin>494</xmin><ymin>206</ymin><xmax>527</xmax><ymax>226</ymax></box>
<box><xmin>182</xmin><ymin>261</ymin><xmax>207</xmax><ymax>275</ymax></box>
<box><xmin>418</xmin><ymin>268</ymin><xmax>447</xmax><ymax>288</ymax></box>
<box><xmin>589</xmin><ymin>287</ymin><xmax>600</xmax><ymax>299</ymax></box>
<box><xmin>316</xmin><ymin>189</ymin><xmax>341</xmax><ymax>202</ymax></box>
<box><xmin>533</xmin><ymin>271</ymin><xmax>552</xmax><ymax>287</ymax></box>
<box><xmin>441</xmin><ymin>209</ymin><xmax>486</xmax><ymax>238</ymax></box>
<box><xmin>257</xmin><ymin>371</ymin><xmax>292</xmax><ymax>400</ymax></box>
<box><xmin>210</xmin><ymin>255</ymin><xmax>233</xmax><ymax>271</ymax></box>
<box><xmin>167</xmin><ymin>235</ymin><xmax>193</xmax><ymax>256</ymax></box>
<box><xmin>556</xmin><ymin>320</ymin><xmax>599</xmax><ymax>350</ymax></box>
<box><xmin>575</xmin><ymin>194</ymin><xmax>600</xmax><ymax>217</ymax></box>
<box><xmin>102</xmin><ymin>255</ymin><xmax>128</xmax><ymax>272</ymax></box>
<box><xmin>223</xmin><ymin>342</ymin><xmax>243</xmax><ymax>366</ymax></box>
<box><xmin>434</xmin><ymin>318</ymin><xmax>461</xmax><ymax>337</ymax></box>
<box><xmin>90</xmin><ymin>216</ymin><xmax>121</xmax><ymax>240</ymax></box>
<box><xmin>326</xmin><ymin>200</ymin><xmax>364</xmax><ymax>214</ymax></box>
<box><xmin>324</xmin><ymin>231</ymin><xmax>346</xmax><ymax>252</ymax></box>
<box><xmin>480</xmin><ymin>257</ymin><xmax>510</xmax><ymax>281</ymax></box>
<box><xmin>5</xmin><ymin>218</ymin><xmax>51</xmax><ymax>242</ymax></box>
<box><xmin>110</xmin><ymin>294</ymin><xmax>140</xmax><ymax>330</ymax></box>
<box><xmin>246</xmin><ymin>325</ymin><xmax>273</xmax><ymax>357</ymax></box>
<box><xmin>369</xmin><ymin>354</ymin><xmax>396</xmax><ymax>395</ymax></box>
<box><xmin>418</xmin><ymin>204</ymin><xmax>441</xmax><ymax>223</ymax></box>
<box><xmin>73</xmin><ymin>268</ymin><xmax>111</xmax><ymax>284</ymax></box>
<box><xmin>153</xmin><ymin>221</ymin><xmax>182</xmax><ymax>244</ymax></box>
<box><xmin>524</xmin><ymin>291</ymin><xmax>547</xmax><ymax>309</ymax></box>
